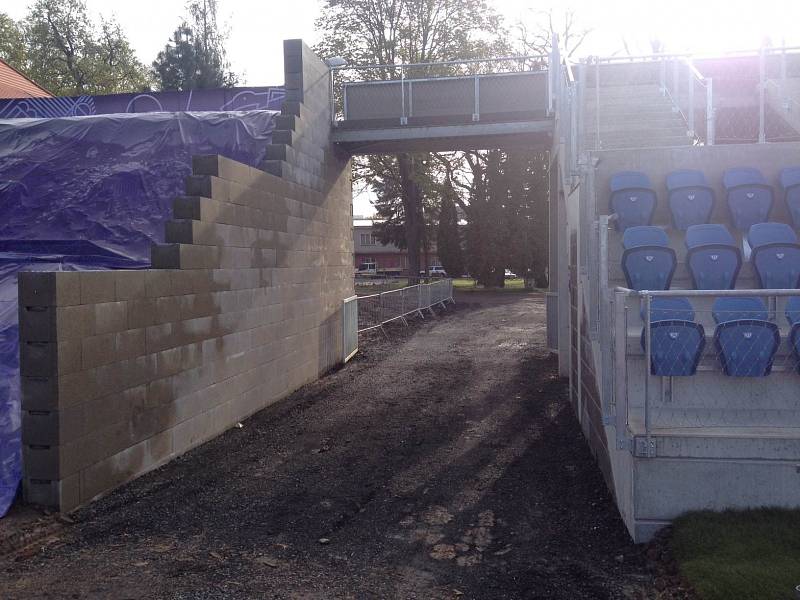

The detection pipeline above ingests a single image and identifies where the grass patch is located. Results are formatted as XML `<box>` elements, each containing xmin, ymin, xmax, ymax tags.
<box><xmin>452</xmin><ymin>277</ymin><xmax>535</xmax><ymax>291</ymax></box>
<box><xmin>670</xmin><ymin>508</ymin><xmax>800</xmax><ymax>600</ymax></box>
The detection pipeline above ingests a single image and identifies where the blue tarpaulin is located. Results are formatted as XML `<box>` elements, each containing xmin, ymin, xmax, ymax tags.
<box><xmin>0</xmin><ymin>86</ymin><xmax>285</xmax><ymax>119</ymax></box>
<box><xmin>0</xmin><ymin>108</ymin><xmax>279</xmax><ymax>516</ymax></box>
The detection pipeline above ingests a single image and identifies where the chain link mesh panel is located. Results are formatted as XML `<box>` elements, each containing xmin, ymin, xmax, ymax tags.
<box><xmin>630</xmin><ymin>293</ymin><xmax>800</xmax><ymax>430</ymax></box>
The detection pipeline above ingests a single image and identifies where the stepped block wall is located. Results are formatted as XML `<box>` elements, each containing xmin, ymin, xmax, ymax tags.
<box><xmin>17</xmin><ymin>40</ymin><xmax>354</xmax><ymax>511</ymax></box>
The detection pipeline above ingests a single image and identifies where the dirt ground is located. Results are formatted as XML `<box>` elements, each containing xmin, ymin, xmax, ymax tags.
<box><xmin>1</xmin><ymin>292</ymin><xmax>687</xmax><ymax>599</ymax></box>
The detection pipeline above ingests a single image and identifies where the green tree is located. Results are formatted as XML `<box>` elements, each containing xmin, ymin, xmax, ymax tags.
<box><xmin>22</xmin><ymin>0</ymin><xmax>152</xmax><ymax>95</ymax></box>
<box><xmin>436</xmin><ymin>188</ymin><xmax>464</xmax><ymax>278</ymax></box>
<box><xmin>152</xmin><ymin>0</ymin><xmax>238</xmax><ymax>91</ymax></box>
<box><xmin>0</xmin><ymin>13</ymin><xmax>26</xmax><ymax>68</ymax></box>
<box><xmin>315</xmin><ymin>0</ymin><xmax>508</xmax><ymax>281</ymax></box>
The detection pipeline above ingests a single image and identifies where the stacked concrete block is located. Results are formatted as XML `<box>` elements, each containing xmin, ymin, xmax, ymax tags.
<box><xmin>18</xmin><ymin>40</ymin><xmax>354</xmax><ymax>511</ymax></box>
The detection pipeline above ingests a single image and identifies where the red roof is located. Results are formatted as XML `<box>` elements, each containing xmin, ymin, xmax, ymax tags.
<box><xmin>0</xmin><ymin>59</ymin><xmax>51</xmax><ymax>99</ymax></box>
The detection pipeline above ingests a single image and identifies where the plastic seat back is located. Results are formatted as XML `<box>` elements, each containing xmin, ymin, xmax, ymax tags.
<box><xmin>779</xmin><ymin>167</ymin><xmax>800</xmax><ymax>229</ymax></box>
<box><xmin>748</xmin><ymin>223</ymin><xmax>800</xmax><ymax>289</ymax></box>
<box><xmin>712</xmin><ymin>297</ymin><xmax>768</xmax><ymax>323</ymax></box>
<box><xmin>714</xmin><ymin>320</ymin><xmax>780</xmax><ymax>377</ymax></box>
<box><xmin>645</xmin><ymin>321</ymin><xmax>706</xmax><ymax>376</ymax></box>
<box><xmin>723</xmin><ymin>167</ymin><xmax>774</xmax><ymax>232</ymax></box>
<box><xmin>640</xmin><ymin>297</ymin><xmax>704</xmax><ymax>376</ymax></box>
<box><xmin>748</xmin><ymin>222</ymin><xmax>797</xmax><ymax>248</ymax></box>
<box><xmin>640</xmin><ymin>296</ymin><xmax>695</xmax><ymax>322</ymax></box>
<box><xmin>621</xmin><ymin>226</ymin><xmax>676</xmax><ymax>291</ymax></box>
<box><xmin>609</xmin><ymin>171</ymin><xmax>657</xmax><ymax>231</ymax></box>
<box><xmin>785</xmin><ymin>296</ymin><xmax>800</xmax><ymax>326</ymax></box>
<box><xmin>685</xmin><ymin>224</ymin><xmax>741</xmax><ymax>289</ymax></box>
<box><xmin>666</xmin><ymin>170</ymin><xmax>715</xmax><ymax>230</ymax></box>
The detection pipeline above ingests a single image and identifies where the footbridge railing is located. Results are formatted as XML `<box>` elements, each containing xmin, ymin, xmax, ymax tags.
<box><xmin>329</xmin><ymin>56</ymin><xmax>549</xmax><ymax>127</ymax></box>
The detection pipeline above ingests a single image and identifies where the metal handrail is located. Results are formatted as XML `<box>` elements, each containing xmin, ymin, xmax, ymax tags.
<box><xmin>592</xmin><ymin>45</ymin><xmax>800</xmax><ymax>65</ymax></box>
<box><xmin>330</xmin><ymin>54</ymin><xmax>547</xmax><ymax>72</ymax></box>
<box><xmin>615</xmin><ymin>286</ymin><xmax>800</xmax><ymax>298</ymax></box>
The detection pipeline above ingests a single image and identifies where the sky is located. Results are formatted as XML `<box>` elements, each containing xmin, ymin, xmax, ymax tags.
<box><xmin>6</xmin><ymin>0</ymin><xmax>800</xmax><ymax>214</ymax></box>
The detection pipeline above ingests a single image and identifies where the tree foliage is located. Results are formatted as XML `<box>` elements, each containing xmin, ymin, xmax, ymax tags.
<box><xmin>152</xmin><ymin>0</ymin><xmax>238</xmax><ymax>91</ymax></box>
<box><xmin>436</xmin><ymin>187</ymin><xmax>464</xmax><ymax>278</ymax></box>
<box><xmin>0</xmin><ymin>13</ymin><xmax>26</xmax><ymax>68</ymax></box>
<box><xmin>315</xmin><ymin>0</ymin><xmax>508</xmax><ymax>281</ymax></box>
<box><xmin>17</xmin><ymin>0</ymin><xmax>151</xmax><ymax>95</ymax></box>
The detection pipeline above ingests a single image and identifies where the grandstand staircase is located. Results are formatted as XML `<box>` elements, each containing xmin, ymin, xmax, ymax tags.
<box><xmin>584</xmin><ymin>84</ymin><xmax>692</xmax><ymax>149</ymax></box>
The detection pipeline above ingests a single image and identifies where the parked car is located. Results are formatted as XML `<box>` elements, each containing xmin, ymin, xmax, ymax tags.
<box><xmin>428</xmin><ymin>265</ymin><xmax>448</xmax><ymax>278</ymax></box>
<box><xmin>504</xmin><ymin>269</ymin><xmax>517</xmax><ymax>279</ymax></box>
<box><xmin>356</xmin><ymin>264</ymin><xmax>377</xmax><ymax>276</ymax></box>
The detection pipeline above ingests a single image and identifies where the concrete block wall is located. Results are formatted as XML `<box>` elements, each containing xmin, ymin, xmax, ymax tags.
<box><xmin>18</xmin><ymin>39</ymin><xmax>354</xmax><ymax>511</ymax></box>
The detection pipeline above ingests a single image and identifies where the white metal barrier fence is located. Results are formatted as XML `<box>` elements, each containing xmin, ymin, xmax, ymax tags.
<box><xmin>355</xmin><ymin>280</ymin><xmax>454</xmax><ymax>334</ymax></box>
<box><xmin>342</xmin><ymin>295</ymin><xmax>358</xmax><ymax>363</ymax></box>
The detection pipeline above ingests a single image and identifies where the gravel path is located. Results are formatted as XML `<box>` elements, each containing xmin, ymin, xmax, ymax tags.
<box><xmin>2</xmin><ymin>292</ymin><xmax>668</xmax><ymax>599</ymax></box>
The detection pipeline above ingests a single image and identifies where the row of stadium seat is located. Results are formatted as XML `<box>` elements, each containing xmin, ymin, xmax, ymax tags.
<box><xmin>621</xmin><ymin>222</ymin><xmax>800</xmax><ymax>291</ymax></box>
<box><xmin>609</xmin><ymin>167</ymin><xmax>800</xmax><ymax>232</ymax></box>
<box><xmin>641</xmin><ymin>296</ymin><xmax>800</xmax><ymax>377</ymax></box>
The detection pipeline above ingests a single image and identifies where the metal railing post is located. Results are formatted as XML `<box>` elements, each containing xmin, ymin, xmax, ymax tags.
<box><xmin>594</xmin><ymin>57</ymin><xmax>601</xmax><ymax>150</ymax></box>
<box><xmin>330</xmin><ymin>67</ymin><xmax>336</xmax><ymax>126</ymax></box>
<box><xmin>473</xmin><ymin>74</ymin><xmax>480</xmax><ymax>122</ymax></box>
<box><xmin>759</xmin><ymin>46</ymin><xmax>766</xmax><ymax>143</ymax></box>
<box><xmin>659</xmin><ymin>57</ymin><xmax>666</xmax><ymax>95</ymax></box>
<box><xmin>570</xmin><ymin>84</ymin><xmax>578</xmax><ymax>175</ymax></box>
<box><xmin>706</xmin><ymin>78</ymin><xmax>715</xmax><ymax>145</ymax></box>
<box><xmin>400</xmin><ymin>65</ymin><xmax>407</xmax><ymax>125</ymax></box>
<box><xmin>688</xmin><ymin>62</ymin><xmax>695</xmax><ymax>136</ymax></box>
<box><xmin>643</xmin><ymin>293</ymin><xmax>652</xmax><ymax>453</ymax></box>
<box><xmin>781</xmin><ymin>47</ymin><xmax>788</xmax><ymax>97</ymax></box>
<box><xmin>672</xmin><ymin>58</ymin><xmax>679</xmax><ymax>100</ymax></box>
<box><xmin>380</xmin><ymin>291</ymin><xmax>385</xmax><ymax>325</ymax></box>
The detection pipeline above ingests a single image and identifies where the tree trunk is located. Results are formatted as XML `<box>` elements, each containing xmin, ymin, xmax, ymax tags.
<box><xmin>398</xmin><ymin>153</ymin><xmax>423</xmax><ymax>284</ymax></box>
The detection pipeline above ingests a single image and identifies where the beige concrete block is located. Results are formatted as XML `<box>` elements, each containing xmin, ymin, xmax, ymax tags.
<box><xmin>55</xmin><ymin>272</ymin><xmax>81</xmax><ymax>306</ymax></box>
<box><xmin>169</xmin><ymin>270</ymin><xmax>195</xmax><ymax>296</ymax></box>
<box><xmin>94</xmin><ymin>301</ymin><xmax>128</xmax><ymax>335</ymax></box>
<box><xmin>58</xmin><ymin>370</ymin><xmax>97</xmax><ymax>408</ymax></box>
<box><xmin>127</xmin><ymin>298</ymin><xmax>157</xmax><ymax>329</ymax></box>
<box><xmin>145</xmin><ymin>323</ymin><xmax>173</xmax><ymax>354</ymax></box>
<box><xmin>57</xmin><ymin>339</ymin><xmax>83</xmax><ymax>375</ymax></box>
<box><xmin>56</xmin><ymin>305</ymin><xmax>94</xmax><ymax>340</ymax></box>
<box><xmin>115</xmin><ymin>271</ymin><xmax>146</xmax><ymax>301</ymax></box>
<box><xmin>145</xmin><ymin>270</ymin><xmax>172</xmax><ymax>298</ymax></box>
<box><xmin>80</xmin><ymin>429</ymin><xmax>172</xmax><ymax>504</ymax></box>
<box><xmin>117</xmin><ymin>329</ymin><xmax>146</xmax><ymax>361</ymax></box>
<box><xmin>82</xmin><ymin>333</ymin><xmax>116</xmax><ymax>370</ymax></box>
<box><xmin>155</xmin><ymin>296</ymin><xmax>181</xmax><ymax>324</ymax></box>
<box><xmin>80</xmin><ymin>272</ymin><xmax>116</xmax><ymax>304</ymax></box>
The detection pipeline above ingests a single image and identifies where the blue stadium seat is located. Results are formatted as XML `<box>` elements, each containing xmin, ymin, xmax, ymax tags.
<box><xmin>640</xmin><ymin>296</ymin><xmax>695</xmax><ymax>322</ymax></box>
<box><xmin>712</xmin><ymin>297</ymin><xmax>779</xmax><ymax>376</ymax></box>
<box><xmin>779</xmin><ymin>167</ymin><xmax>800</xmax><ymax>229</ymax></box>
<box><xmin>747</xmin><ymin>222</ymin><xmax>800</xmax><ymax>289</ymax></box>
<box><xmin>609</xmin><ymin>171</ymin><xmax>657</xmax><ymax>231</ymax></box>
<box><xmin>786</xmin><ymin>296</ymin><xmax>800</xmax><ymax>372</ymax></box>
<box><xmin>723</xmin><ymin>167</ymin><xmax>774</xmax><ymax>232</ymax></box>
<box><xmin>640</xmin><ymin>297</ymin><xmax>705</xmax><ymax>376</ymax></box>
<box><xmin>621</xmin><ymin>226</ymin><xmax>676</xmax><ymax>291</ymax></box>
<box><xmin>666</xmin><ymin>170</ymin><xmax>715</xmax><ymax>230</ymax></box>
<box><xmin>684</xmin><ymin>224</ymin><xmax>741</xmax><ymax>290</ymax></box>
